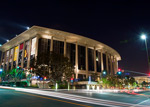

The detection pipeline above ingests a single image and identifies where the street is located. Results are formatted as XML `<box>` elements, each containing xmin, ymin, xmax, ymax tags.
<box><xmin>0</xmin><ymin>88</ymin><xmax>99</xmax><ymax>107</ymax></box>
<box><xmin>0</xmin><ymin>87</ymin><xmax>150</xmax><ymax>107</ymax></box>
<box><xmin>48</xmin><ymin>89</ymin><xmax>150</xmax><ymax>105</ymax></box>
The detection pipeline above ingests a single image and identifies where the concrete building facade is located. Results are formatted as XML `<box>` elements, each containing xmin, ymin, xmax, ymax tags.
<box><xmin>0</xmin><ymin>26</ymin><xmax>121</xmax><ymax>80</ymax></box>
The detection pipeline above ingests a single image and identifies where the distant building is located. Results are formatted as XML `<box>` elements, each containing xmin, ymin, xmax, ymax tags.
<box><xmin>0</xmin><ymin>26</ymin><xmax>121</xmax><ymax>80</ymax></box>
<box><xmin>134</xmin><ymin>76</ymin><xmax>150</xmax><ymax>84</ymax></box>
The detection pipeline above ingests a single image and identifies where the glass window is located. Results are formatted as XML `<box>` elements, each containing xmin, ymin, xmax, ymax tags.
<box><xmin>78</xmin><ymin>45</ymin><xmax>85</xmax><ymax>70</ymax></box>
<box><xmin>103</xmin><ymin>53</ymin><xmax>106</xmax><ymax>71</ymax></box>
<box><xmin>96</xmin><ymin>51</ymin><xmax>101</xmax><ymax>72</ymax></box>
<box><xmin>38</xmin><ymin>38</ymin><xmax>50</xmax><ymax>55</ymax></box>
<box><xmin>88</xmin><ymin>48</ymin><xmax>94</xmax><ymax>71</ymax></box>
<box><xmin>53</xmin><ymin>40</ymin><xmax>64</xmax><ymax>55</ymax></box>
<box><xmin>66</xmin><ymin>43</ymin><xmax>75</xmax><ymax>66</ymax></box>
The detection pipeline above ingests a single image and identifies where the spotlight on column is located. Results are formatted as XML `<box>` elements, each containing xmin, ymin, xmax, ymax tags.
<box><xmin>6</xmin><ymin>40</ymin><xmax>9</xmax><ymax>42</ymax></box>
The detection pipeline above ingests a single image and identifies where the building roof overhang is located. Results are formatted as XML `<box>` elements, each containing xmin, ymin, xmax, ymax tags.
<box><xmin>0</xmin><ymin>26</ymin><xmax>121</xmax><ymax>60</ymax></box>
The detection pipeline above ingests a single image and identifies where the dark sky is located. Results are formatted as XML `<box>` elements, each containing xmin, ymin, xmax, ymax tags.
<box><xmin>0</xmin><ymin>0</ymin><xmax>150</xmax><ymax>74</ymax></box>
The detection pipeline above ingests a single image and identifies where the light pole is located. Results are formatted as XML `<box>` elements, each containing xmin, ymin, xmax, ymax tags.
<box><xmin>141</xmin><ymin>34</ymin><xmax>150</xmax><ymax>77</ymax></box>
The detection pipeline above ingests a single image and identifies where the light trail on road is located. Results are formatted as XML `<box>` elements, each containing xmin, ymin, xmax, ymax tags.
<box><xmin>0</xmin><ymin>86</ymin><xmax>148</xmax><ymax>107</ymax></box>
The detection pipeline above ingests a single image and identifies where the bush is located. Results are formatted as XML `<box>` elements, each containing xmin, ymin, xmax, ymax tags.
<box><xmin>50</xmin><ymin>82</ymin><xmax>68</xmax><ymax>89</ymax></box>
<box><xmin>30</xmin><ymin>84</ymin><xmax>38</xmax><ymax>88</ymax></box>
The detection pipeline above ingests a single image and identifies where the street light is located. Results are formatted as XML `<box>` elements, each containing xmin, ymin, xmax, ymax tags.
<box><xmin>141</xmin><ymin>34</ymin><xmax>146</xmax><ymax>40</ymax></box>
<box><xmin>141</xmin><ymin>34</ymin><xmax>150</xmax><ymax>75</ymax></box>
<box><xmin>26</xmin><ymin>27</ymin><xmax>30</xmax><ymax>30</ymax></box>
<box><xmin>0</xmin><ymin>69</ymin><xmax>3</xmax><ymax>72</ymax></box>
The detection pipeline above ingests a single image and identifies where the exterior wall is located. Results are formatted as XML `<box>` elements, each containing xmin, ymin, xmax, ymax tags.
<box><xmin>0</xmin><ymin>27</ymin><xmax>120</xmax><ymax>80</ymax></box>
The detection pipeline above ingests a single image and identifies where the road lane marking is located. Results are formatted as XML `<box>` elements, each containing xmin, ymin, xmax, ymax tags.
<box><xmin>15</xmin><ymin>92</ymin><xmax>92</xmax><ymax>107</ymax></box>
<box><xmin>137</xmin><ymin>99</ymin><xmax>150</xmax><ymax>105</ymax></box>
<box><xmin>130</xmin><ymin>99</ymin><xmax>150</xmax><ymax>107</ymax></box>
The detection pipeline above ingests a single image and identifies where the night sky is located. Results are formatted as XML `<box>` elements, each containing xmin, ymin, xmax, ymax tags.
<box><xmin>0</xmin><ymin>0</ymin><xmax>150</xmax><ymax>74</ymax></box>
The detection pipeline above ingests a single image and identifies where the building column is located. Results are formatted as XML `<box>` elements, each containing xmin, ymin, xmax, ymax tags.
<box><xmin>64</xmin><ymin>39</ymin><xmax>66</xmax><ymax>57</ymax></box>
<box><xmin>110</xmin><ymin>56</ymin><xmax>113</xmax><ymax>75</ymax></box>
<box><xmin>50</xmin><ymin>36</ymin><xmax>53</xmax><ymax>52</ymax></box>
<box><xmin>100</xmin><ymin>50</ymin><xmax>104</xmax><ymax>72</ymax></box>
<box><xmin>27</xmin><ymin>39</ymin><xmax>32</xmax><ymax>68</ymax></box>
<box><xmin>3</xmin><ymin>52</ymin><xmax>6</xmax><ymax>66</ymax></box>
<box><xmin>112</xmin><ymin>56</ymin><xmax>115</xmax><ymax>75</ymax></box>
<box><xmin>6</xmin><ymin>50</ymin><xmax>11</xmax><ymax>71</ymax></box>
<box><xmin>106</xmin><ymin>53</ymin><xmax>109</xmax><ymax>73</ymax></box>
<box><xmin>21</xmin><ymin>42</ymin><xmax>25</xmax><ymax>68</ymax></box>
<box><xmin>75</xmin><ymin>42</ymin><xmax>78</xmax><ymax>79</ymax></box>
<box><xmin>11</xmin><ymin>48</ymin><xmax>15</xmax><ymax>69</ymax></box>
<box><xmin>35</xmin><ymin>36</ymin><xmax>39</xmax><ymax>58</ymax></box>
<box><xmin>94</xmin><ymin>47</ymin><xmax>97</xmax><ymax>73</ymax></box>
<box><xmin>114</xmin><ymin>58</ymin><xmax>118</xmax><ymax>74</ymax></box>
<box><xmin>85</xmin><ymin>45</ymin><xmax>88</xmax><ymax>78</ymax></box>
<box><xmin>4</xmin><ymin>52</ymin><xmax>7</xmax><ymax>71</ymax></box>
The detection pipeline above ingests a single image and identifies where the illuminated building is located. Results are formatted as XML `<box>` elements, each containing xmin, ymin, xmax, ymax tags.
<box><xmin>0</xmin><ymin>26</ymin><xmax>121</xmax><ymax>80</ymax></box>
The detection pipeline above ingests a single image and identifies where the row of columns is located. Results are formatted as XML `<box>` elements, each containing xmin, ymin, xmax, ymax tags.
<box><xmin>0</xmin><ymin>35</ymin><xmax>118</xmax><ymax>78</ymax></box>
<box><xmin>0</xmin><ymin>36</ymin><xmax>39</xmax><ymax>70</ymax></box>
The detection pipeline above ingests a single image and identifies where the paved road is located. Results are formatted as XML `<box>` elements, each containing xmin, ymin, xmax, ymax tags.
<box><xmin>44</xmin><ymin>89</ymin><xmax>150</xmax><ymax>106</ymax></box>
<box><xmin>0</xmin><ymin>88</ymin><xmax>100</xmax><ymax>107</ymax></box>
<box><xmin>0</xmin><ymin>87</ymin><xmax>150</xmax><ymax>107</ymax></box>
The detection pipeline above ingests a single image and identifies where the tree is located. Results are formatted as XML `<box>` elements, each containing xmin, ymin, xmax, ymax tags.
<box><xmin>0</xmin><ymin>70</ymin><xmax>8</xmax><ymax>82</ymax></box>
<box><xmin>31</xmin><ymin>52</ymin><xmax>74</xmax><ymax>84</ymax></box>
<box><xmin>129</xmin><ymin>77</ymin><xmax>135</xmax><ymax>86</ymax></box>
<box><xmin>91</xmin><ymin>73</ymin><xmax>99</xmax><ymax>81</ymax></box>
<box><xmin>8</xmin><ymin>68</ymin><xmax>25</xmax><ymax>85</ymax></box>
<box><xmin>101</xmin><ymin>75</ymin><xmax>123</xmax><ymax>89</ymax></box>
<box><xmin>30</xmin><ymin>52</ymin><xmax>50</xmax><ymax>78</ymax></box>
<box><xmin>124</xmin><ymin>76</ymin><xmax>136</xmax><ymax>89</ymax></box>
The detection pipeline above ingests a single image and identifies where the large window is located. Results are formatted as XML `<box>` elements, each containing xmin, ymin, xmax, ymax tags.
<box><xmin>96</xmin><ymin>51</ymin><xmax>101</xmax><ymax>72</ymax></box>
<box><xmin>38</xmin><ymin>38</ymin><xmax>50</xmax><ymax>55</ymax></box>
<box><xmin>66</xmin><ymin>43</ymin><xmax>75</xmax><ymax>66</ymax></box>
<box><xmin>88</xmin><ymin>48</ymin><xmax>94</xmax><ymax>71</ymax></box>
<box><xmin>78</xmin><ymin>45</ymin><xmax>85</xmax><ymax>70</ymax></box>
<box><xmin>53</xmin><ymin>40</ymin><xmax>64</xmax><ymax>55</ymax></box>
<box><xmin>103</xmin><ymin>53</ymin><xmax>106</xmax><ymax>71</ymax></box>
<box><xmin>9</xmin><ymin>49</ymin><xmax>13</xmax><ymax>70</ymax></box>
<box><xmin>78</xmin><ymin>74</ymin><xmax>86</xmax><ymax>81</ymax></box>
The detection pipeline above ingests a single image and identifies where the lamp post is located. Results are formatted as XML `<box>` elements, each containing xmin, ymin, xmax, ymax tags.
<box><xmin>141</xmin><ymin>34</ymin><xmax>150</xmax><ymax>77</ymax></box>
